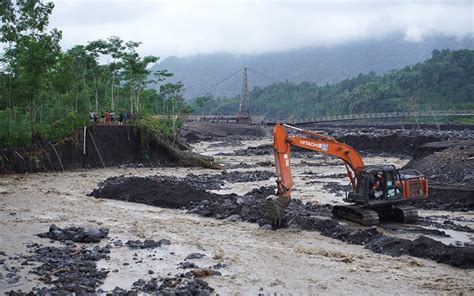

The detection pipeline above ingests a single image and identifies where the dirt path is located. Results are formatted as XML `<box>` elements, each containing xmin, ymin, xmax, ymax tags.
<box><xmin>1</xmin><ymin>139</ymin><xmax>473</xmax><ymax>294</ymax></box>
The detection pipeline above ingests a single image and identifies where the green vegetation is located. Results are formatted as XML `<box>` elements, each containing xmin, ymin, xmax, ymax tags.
<box><xmin>193</xmin><ymin>49</ymin><xmax>474</xmax><ymax>121</ymax></box>
<box><xmin>0</xmin><ymin>0</ymin><xmax>188</xmax><ymax>148</ymax></box>
<box><xmin>135</xmin><ymin>116</ymin><xmax>183</xmax><ymax>138</ymax></box>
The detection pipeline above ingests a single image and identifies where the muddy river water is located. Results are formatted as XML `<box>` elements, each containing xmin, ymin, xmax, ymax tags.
<box><xmin>0</xmin><ymin>139</ymin><xmax>473</xmax><ymax>294</ymax></box>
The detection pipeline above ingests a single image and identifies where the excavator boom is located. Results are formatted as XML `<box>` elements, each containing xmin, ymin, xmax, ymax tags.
<box><xmin>267</xmin><ymin>123</ymin><xmax>365</xmax><ymax>224</ymax></box>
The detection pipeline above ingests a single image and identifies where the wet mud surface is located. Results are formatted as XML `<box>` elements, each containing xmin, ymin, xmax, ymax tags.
<box><xmin>90</xmin><ymin>176</ymin><xmax>474</xmax><ymax>269</ymax></box>
<box><xmin>1</xmin><ymin>123</ymin><xmax>474</xmax><ymax>294</ymax></box>
<box><xmin>180</xmin><ymin>122</ymin><xmax>267</xmax><ymax>144</ymax></box>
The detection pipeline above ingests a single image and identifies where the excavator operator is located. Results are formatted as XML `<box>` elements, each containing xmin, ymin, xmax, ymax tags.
<box><xmin>370</xmin><ymin>171</ymin><xmax>384</xmax><ymax>199</ymax></box>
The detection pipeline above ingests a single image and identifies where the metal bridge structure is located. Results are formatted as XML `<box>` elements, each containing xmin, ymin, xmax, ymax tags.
<box><xmin>185</xmin><ymin>109</ymin><xmax>474</xmax><ymax>124</ymax></box>
<box><xmin>265</xmin><ymin>109</ymin><xmax>474</xmax><ymax>125</ymax></box>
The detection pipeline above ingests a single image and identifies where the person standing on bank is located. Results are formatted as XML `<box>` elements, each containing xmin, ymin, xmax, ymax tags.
<box><xmin>119</xmin><ymin>111</ymin><xmax>124</xmax><ymax>125</ymax></box>
<box><xmin>93</xmin><ymin>111</ymin><xmax>98</xmax><ymax>124</ymax></box>
<box><xmin>105</xmin><ymin>111</ymin><xmax>111</xmax><ymax>125</ymax></box>
<box><xmin>124</xmin><ymin>110</ymin><xmax>129</xmax><ymax>124</ymax></box>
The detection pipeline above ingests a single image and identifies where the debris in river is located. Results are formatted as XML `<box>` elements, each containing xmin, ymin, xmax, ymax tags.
<box><xmin>125</xmin><ymin>239</ymin><xmax>171</xmax><ymax>249</ymax></box>
<box><xmin>37</xmin><ymin>224</ymin><xmax>109</xmax><ymax>243</ymax></box>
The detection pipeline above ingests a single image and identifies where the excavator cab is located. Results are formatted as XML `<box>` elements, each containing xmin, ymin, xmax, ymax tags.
<box><xmin>345</xmin><ymin>165</ymin><xmax>404</xmax><ymax>207</ymax></box>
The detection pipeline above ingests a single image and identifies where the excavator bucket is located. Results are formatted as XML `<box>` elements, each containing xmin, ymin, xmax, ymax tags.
<box><xmin>265</xmin><ymin>195</ymin><xmax>287</xmax><ymax>227</ymax></box>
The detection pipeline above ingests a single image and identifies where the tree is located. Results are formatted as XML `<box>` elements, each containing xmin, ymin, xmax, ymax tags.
<box><xmin>0</xmin><ymin>1</ymin><xmax>189</xmax><ymax>148</ymax></box>
<box><xmin>195</xmin><ymin>96</ymin><xmax>211</xmax><ymax>108</ymax></box>
<box><xmin>106</xmin><ymin>36</ymin><xmax>126</xmax><ymax>111</ymax></box>
<box><xmin>121</xmin><ymin>41</ymin><xmax>159</xmax><ymax>115</ymax></box>
<box><xmin>1</xmin><ymin>0</ymin><xmax>62</xmax><ymax>134</ymax></box>
<box><xmin>160</xmin><ymin>81</ymin><xmax>188</xmax><ymax>129</ymax></box>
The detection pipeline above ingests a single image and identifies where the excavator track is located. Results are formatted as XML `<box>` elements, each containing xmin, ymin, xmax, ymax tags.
<box><xmin>332</xmin><ymin>204</ymin><xmax>380</xmax><ymax>226</ymax></box>
<box><xmin>391</xmin><ymin>204</ymin><xmax>418</xmax><ymax>223</ymax></box>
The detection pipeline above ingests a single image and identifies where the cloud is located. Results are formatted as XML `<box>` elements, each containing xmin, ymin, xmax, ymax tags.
<box><xmin>49</xmin><ymin>0</ymin><xmax>474</xmax><ymax>57</ymax></box>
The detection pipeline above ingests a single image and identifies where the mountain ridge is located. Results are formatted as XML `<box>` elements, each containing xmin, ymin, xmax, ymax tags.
<box><xmin>152</xmin><ymin>35</ymin><xmax>474</xmax><ymax>99</ymax></box>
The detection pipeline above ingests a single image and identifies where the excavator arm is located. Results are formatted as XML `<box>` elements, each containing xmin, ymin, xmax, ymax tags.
<box><xmin>266</xmin><ymin>123</ymin><xmax>365</xmax><ymax>224</ymax></box>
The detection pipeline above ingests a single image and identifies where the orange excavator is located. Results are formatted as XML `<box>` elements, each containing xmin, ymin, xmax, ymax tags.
<box><xmin>265</xmin><ymin>123</ymin><xmax>429</xmax><ymax>227</ymax></box>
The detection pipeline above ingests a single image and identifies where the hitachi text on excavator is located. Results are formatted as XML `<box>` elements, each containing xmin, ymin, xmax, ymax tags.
<box><xmin>265</xmin><ymin>123</ymin><xmax>429</xmax><ymax>227</ymax></box>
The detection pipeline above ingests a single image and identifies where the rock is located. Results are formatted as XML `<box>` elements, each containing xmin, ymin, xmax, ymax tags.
<box><xmin>463</xmin><ymin>174</ymin><xmax>474</xmax><ymax>182</ymax></box>
<box><xmin>185</xmin><ymin>253</ymin><xmax>206</xmax><ymax>260</ymax></box>
<box><xmin>143</xmin><ymin>240</ymin><xmax>160</xmax><ymax>248</ymax></box>
<box><xmin>179</xmin><ymin>261</ymin><xmax>199</xmax><ymax>269</ymax></box>
<box><xmin>157</xmin><ymin>239</ymin><xmax>171</xmax><ymax>246</ymax></box>
<box><xmin>225</xmin><ymin>214</ymin><xmax>241</xmax><ymax>222</ymax></box>
<box><xmin>81</xmin><ymin>228</ymin><xmax>103</xmax><ymax>243</ymax></box>
<box><xmin>49</xmin><ymin>224</ymin><xmax>59</xmax><ymax>232</ymax></box>
<box><xmin>38</xmin><ymin>225</ymin><xmax>109</xmax><ymax>243</ymax></box>
<box><xmin>125</xmin><ymin>239</ymin><xmax>170</xmax><ymax>249</ymax></box>
<box><xmin>51</xmin><ymin>229</ymin><xmax>64</xmax><ymax>240</ymax></box>
<box><xmin>212</xmin><ymin>263</ymin><xmax>227</xmax><ymax>269</ymax></box>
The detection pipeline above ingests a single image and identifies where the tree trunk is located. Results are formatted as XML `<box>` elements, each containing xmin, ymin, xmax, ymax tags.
<box><xmin>111</xmin><ymin>71</ymin><xmax>115</xmax><ymax>111</ymax></box>
<box><xmin>75</xmin><ymin>87</ymin><xmax>79</xmax><ymax>112</ymax></box>
<box><xmin>130</xmin><ymin>87</ymin><xmax>134</xmax><ymax>114</ymax></box>
<box><xmin>136</xmin><ymin>83</ymin><xmax>141</xmax><ymax>115</ymax></box>
<box><xmin>92</xmin><ymin>72</ymin><xmax>99</xmax><ymax>111</ymax></box>
<box><xmin>95</xmin><ymin>89</ymin><xmax>99</xmax><ymax>111</ymax></box>
<box><xmin>30</xmin><ymin>96</ymin><xmax>35</xmax><ymax>136</ymax></box>
<box><xmin>172</xmin><ymin>98</ymin><xmax>176</xmax><ymax>130</ymax></box>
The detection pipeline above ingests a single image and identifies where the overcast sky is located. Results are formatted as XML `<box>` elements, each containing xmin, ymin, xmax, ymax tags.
<box><xmin>49</xmin><ymin>0</ymin><xmax>474</xmax><ymax>58</ymax></box>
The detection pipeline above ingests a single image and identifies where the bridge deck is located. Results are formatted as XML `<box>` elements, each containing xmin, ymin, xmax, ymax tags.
<box><xmin>272</xmin><ymin>110</ymin><xmax>473</xmax><ymax>125</ymax></box>
<box><xmin>159</xmin><ymin>109</ymin><xmax>473</xmax><ymax>124</ymax></box>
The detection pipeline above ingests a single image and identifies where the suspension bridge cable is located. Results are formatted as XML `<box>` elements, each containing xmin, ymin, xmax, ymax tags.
<box><xmin>191</xmin><ymin>68</ymin><xmax>243</xmax><ymax>99</ymax></box>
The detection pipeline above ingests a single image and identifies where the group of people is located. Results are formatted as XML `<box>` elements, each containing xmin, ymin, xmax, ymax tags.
<box><xmin>89</xmin><ymin>110</ymin><xmax>133</xmax><ymax>125</ymax></box>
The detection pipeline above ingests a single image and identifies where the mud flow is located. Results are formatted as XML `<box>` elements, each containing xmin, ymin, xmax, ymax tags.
<box><xmin>1</xmin><ymin>123</ymin><xmax>473</xmax><ymax>294</ymax></box>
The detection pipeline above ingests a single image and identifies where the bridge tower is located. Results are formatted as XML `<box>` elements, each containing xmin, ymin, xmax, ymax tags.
<box><xmin>238</xmin><ymin>67</ymin><xmax>251</xmax><ymax>123</ymax></box>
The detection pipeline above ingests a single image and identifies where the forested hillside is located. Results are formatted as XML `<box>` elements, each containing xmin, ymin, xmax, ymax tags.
<box><xmin>0</xmin><ymin>0</ymin><xmax>187</xmax><ymax>148</ymax></box>
<box><xmin>156</xmin><ymin>35</ymin><xmax>474</xmax><ymax>99</ymax></box>
<box><xmin>192</xmin><ymin>49</ymin><xmax>474</xmax><ymax>120</ymax></box>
